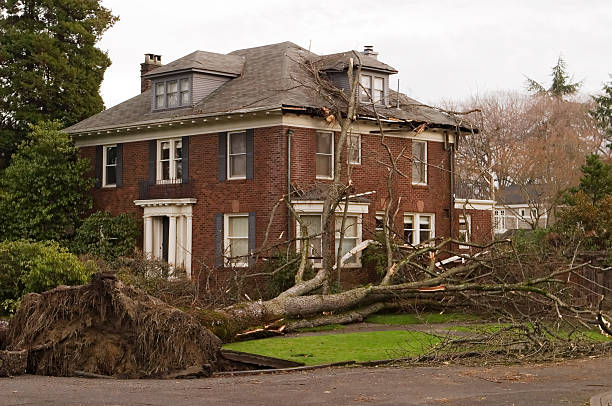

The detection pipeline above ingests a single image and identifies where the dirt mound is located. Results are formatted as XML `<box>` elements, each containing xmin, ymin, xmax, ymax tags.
<box><xmin>5</xmin><ymin>273</ymin><xmax>222</xmax><ymax>378</ymax></box>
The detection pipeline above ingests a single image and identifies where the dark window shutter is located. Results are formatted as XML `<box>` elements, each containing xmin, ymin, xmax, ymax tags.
<box><xmin>246</xmin><ymin>128</ymin><xmax>254</xmax><ymax>180</ymax></box>
<box><xmin>218</xmin><ymin>132</ymin><xmax>227</xmax><ymax>182</ymax></box>
<box><xmin>94</xmin><ymin>145</ymin><xmax>102</xmax><ymax>188</ymax></box>
<box><xmin>248</xmin><ymin>212</ymin><xmax>256</xmax><ymax>266</ymax></box>
<box><xmin>148</xmin><ymin>140</ymin><xmax>157</xmax><ymax>183</ymax></box>
<box><xmin>215</xmin><ymin>213</ymin><xmax>224</xmax><ymax>268</ymax></box>
<box><xmin>116</xmin><ymin>143</ymin><xmax>123</xmax><ymax>187</ymax></box>
<box><xmin>181</xmin><ymin>136</ymin><xmax>189</xmax><ymax>183</ymax></box>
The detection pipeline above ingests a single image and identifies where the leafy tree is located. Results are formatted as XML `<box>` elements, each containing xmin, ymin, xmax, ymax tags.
<box><xmin>591</xmin><ymin>77</ymin><xmax>612</xmax><ymax>151</ymax></box>
<box><xmin>0</xmin><ymin>121</ymin><xmax>94</xmax><ymax>241</ymax></box>
<box><xmin>0</xmin><ymin>240</ymin><xmax>96</xmax><ymax>314</ymax></box>
<box><xmin>574</xmin><ymin>154</ymin><xmax>612</xmax><ymax>204</ymax></box>
<box><xmin>0</xmin><ymin>0</ymin><xmax>118</xmax><ymax>167</ymax></box>
<box><xmin>525</xmin><ymin>56</ymin><xmax>582</xmax><ymax>98</ymax></box>
<box><xmin>71</xmin><ymin>212</ymin><xmax>141</xmax><ymax>262</ymax></box>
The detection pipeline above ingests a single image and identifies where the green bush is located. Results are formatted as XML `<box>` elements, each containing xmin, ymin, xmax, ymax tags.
<box><xmin>264</xmin><ymin>252</ymin><xmax>314</xmax><ymax>299</ymax></box>
<box><xmin>71</xmin><ymin>211</ymin><xmax>141</xmax><ymax>262</ymax></box>
<box><xmin>0</xmin><ymin>240</ymin><xmax>96</xmax><ymax>314</ymax></box>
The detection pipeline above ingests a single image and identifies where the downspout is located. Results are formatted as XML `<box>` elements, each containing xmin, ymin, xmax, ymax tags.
<box><xmin>287</xmin><ymin>128</ymin><xmax>294</xmax><ymax>245</ymax></box>
<box><xmin>448</xmin><ymin>131</ymin><xmax>455</xmax><ymax>240</ymax></box>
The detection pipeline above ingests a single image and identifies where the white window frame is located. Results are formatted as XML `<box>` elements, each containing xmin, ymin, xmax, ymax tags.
<box><xmin>227</xmin><ymin>130</ymin><xmax>247</xmax><ymax>180</ymax></box>
<box><xmin>360</xmin><ymin>74</ymin><xmax>372</xmax><ymax>102</ymax></box>
<box><xmin>316</xmin><ymin>131</ymin><xmax>334</xmax><ymax>180</ymax></box>
<box><xmin>403</xmin><ymin>213</ymin><xmax>435</xmax><ymax>246</ymax></box>
<box><xmin>335</xmin><ymin>214</ymin><xmax>362</xmax><ymax>268</ymax></box>
<box><xmin>458</xmin><ymin>214</ymin><xmax>471</xmax><ymax>250</ymax></box>
<box><xmin>375</xmin><ymin>211</ymin><xmax>385</xmax><ymax>233</ymax></box>
<box><xmin>412</xmin><ymin>140</ymin><xmax>427</xmax><ymax>185</ymax></box>
<box><xmin>224</xmin><ymin>213</ymin><xmax>249</xmax><ymax>267</ymax></box>
<box><xmin>102</xmin><ymin>144</ymin><xmax>117</xmax><ymax>188</ymax></box>
<box><xmin>373</xmin><ymin>77</ymin><xmax>384</xmax><ymax>104</ymax></box>
<box><xmin>157</xmin><ymin>139</ymin><xmax>182</xmax><ymax>183</ymax></box>
<box><xmin>153</xmin><ymin>76</ymin><xmax>191</xmax><ymax>110</ymax></box>
<box><xmin>348</xmin><ymin>134</ymin><xmax>361</xmax><ymax>165</ymax></box>
<box><xmin>494</xmin><ymin>209</ymin><xmax>506</xmax><ymax>232</ymax></box>
<box><xmin>296</xmin><ymin>214</ymin><xmax>323</xmax><ymax>268</ymax></box>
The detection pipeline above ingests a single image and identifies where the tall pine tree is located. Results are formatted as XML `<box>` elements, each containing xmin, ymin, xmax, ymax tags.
<box><xmin>0</xmin><ymin>0</ymin><xmax>118</xmax><ymax>167</ymax></box>
<box><xmin>591</xmin><ymin>77</ymin><xmax>612</xmax><ymax>151</ymax></box>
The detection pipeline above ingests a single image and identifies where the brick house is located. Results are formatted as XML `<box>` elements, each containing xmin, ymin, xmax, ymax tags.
<box><xmin>65</xmin><ymin>42</ymin><xmax>492</xmax><ymax>281</ymax></box>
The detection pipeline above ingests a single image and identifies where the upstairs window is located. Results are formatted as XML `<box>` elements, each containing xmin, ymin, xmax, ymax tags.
<box><xmin>360</xmin><ymin>74</ymin><xmax>385</xmax><ymax>104</ymax></box>
<box><xmin>157</xmin><ymin>139</ymin><xmax>182</xmax><ymax>182</ymax></box>
<box><xmin>103</xmin><ymin>145</ymin><xmax>117</xmax><ymax>187</ymax></box>
<box><xmin>228</xmin><ymin>131</ymin><xmax>247</xmax><ymax>179</ymax></box>
<box><xmin>316</xmin><ymin>131</ymin><xmax>334</xmax><ymax>179</ymax></box>
<box><xmin>412</xmin><ymin>140</ymin><xmax>427</xmax><ymax>185</ymax></box>
<box><xmin>153</xmin><ymin>77</ymin><xmax>191</xmax><ymax>110</ymax></box>
<box><xmin>348</xmin><ymin>134</ymin><xmax>361</xmax><ymax>165</ymax></box>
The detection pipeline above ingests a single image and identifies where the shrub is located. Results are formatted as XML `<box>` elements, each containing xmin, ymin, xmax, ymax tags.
<box><xmin>0</xmin><ymin>240</ymin><xmax>96</xmax><ymax>314</ymax></box>
<box><xmin>71</xmin><ymin>211</ymin><xmax>141</xmax><ymax>262</ymax></box>
<box><xmin>264</xmin><ymin>252</ymin><xmax>314</xmax><ymax>299</ymax></box>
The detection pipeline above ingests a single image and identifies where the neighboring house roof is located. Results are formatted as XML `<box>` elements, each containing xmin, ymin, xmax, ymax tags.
<box><xmin>497</xmin><ymin>184</ymin><xmax>545</xmax><ymax>205</ymax></box>
<box><xmin>65</xmin><ymin>41</ymin><xmax>467</xmax><ymax>134</ymax></box>
<box><xmin>143</xmin><ymin>50</ymin><xmax>245</xmax><ymax>77</ymax></box>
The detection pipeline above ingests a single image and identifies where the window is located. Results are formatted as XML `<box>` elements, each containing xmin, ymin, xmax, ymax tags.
<box><xmin>316</xmin><ymin>132</ymin><xmax>333</xmax><ymax>179</ymax></box>
<box><xmin>519</xmin><ymin>208</ymin><xmax>526</xmax><ymax>217</ymax></box>
<box><xmin>157</xmin><ymin>139</ymin><xmax>182</xmax><ymax>182</ymax></box>
<box><xmin>335</xmin><ymin>215</ymin><xmax>361</xmax><ymax>266</ymax></box>
<box><xmin>530</xmin><ymin>208</ymin><xmax>538</xmax><ymax>219</ymax></box>
<box><xmin>403</xmin><ymin>213</ymin><xmax>434</xmax><ymax>245</ymax></box>
<box><xmin>458</xmin><ymin>214</ymin><xmax>471</xmax><ymax>249</ymax></box>
<box><xmin>102</xmin><ymin>145</ymin><xmax>117</xmax><ymax>187</ymax></box>
<box><xmin>348</xmin><ymin>134</ymin><xmax>361</xmax><ymax>165</ymax></box>
<box><xmin>375</xmin><ymin>212</ymin><xmax>385</xmax><ymax>233</ymax></box>
<box><xmin>153</xmin><ymin>77</ymin><xmax>191</xmax><ymax>110</ymax></box>
<box><xmin>225</xmin><ymin>214</ymin><xmax>249</xmax><ymax>266</ymax></box>
<box><xmin>412</xmin><ymin>141</ymin><xmax>427</xmax><ymax>185</ymax></box>
<box><xmin>494</xmin><ymin>209</ymin><xmax>505</xmax><ymax>232</ymax></box>
<box><xmin>360</xmin><ymin>74</ymin><xmax>384</xmax><ymax>104</ymax></box>
<box><xmin>373</xmin><ymin>77</ymin><xmax>384</xmax><ymax>104</ymax></box>
<box><xmin>298</xmin><ymin>214</ymin><xmax>323</xmax><ymax>266</ymax></box>
<box><xmin>228</xmin><ymin>131</ymin><xmax>247</xmax><ymax>179</ymax></box>
<box><xmin>360</xmin><ymin>75</ymin><xmax>372</xmax><ymax>102</ymax></box>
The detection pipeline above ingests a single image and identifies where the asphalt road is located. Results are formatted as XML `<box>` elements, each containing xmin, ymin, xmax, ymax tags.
<box><xmin>2</xmin><ymin>356</ymin><xmax>611</xmax><ymax>405</ymax></box>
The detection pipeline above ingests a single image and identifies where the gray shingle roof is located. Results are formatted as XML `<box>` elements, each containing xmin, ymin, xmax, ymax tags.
<box><xmin>498</xmin><ymin>185</ymin><xmax>545</xmax><ymax>205</ymax></box>
<box><xmin>65</xmin><ymin>41</ymin><xmax>468</xmax><ymax>134</ymax></box>
<box><xmin>317</xmin><ymin>51</ymin><xmax>397</xmax><ymax>73</ymax></box>
<box><xmin>143</xmin><ymin>50</ymin><xmax>245</xmax><ymax>77</ymax></box>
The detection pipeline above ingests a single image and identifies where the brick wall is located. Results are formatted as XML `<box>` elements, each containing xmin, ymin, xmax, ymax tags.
<box><xmin>81</xmin><ymin>120</ymin><xmax>484</xmax><ymax>285</ymax></box>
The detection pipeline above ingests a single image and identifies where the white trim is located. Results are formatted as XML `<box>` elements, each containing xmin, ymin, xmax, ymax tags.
<box><xmin>157</xmin><ymin>138</ymin><xmax>182</xmax><ymax>182</ymax></box>
<box><xmin>227</xmin><ymin>130</ymin><xmax>247</xmax><ymax>180</ymax></box>
<box><xmin>134</xmin><ymin>198</ymin><xmax>197</xmax><ymax>208</ymax></box>
<box><xmin>224</xmin><ymin>213</ymin><xmax>249</xmax><ymax>267</ymax></box>
<box><xmin>334</xmin><ymin>214</ymin><xmax>363</xmax><ymax>268</ymax></box>
<box><xmin>315</xmin><ymin>131</ymin><xmax>334</xmax><ymax>180</ymax></box>
<box><xmin>454</xmin><ymin>198</ymin><xmax>495</xmax><ymax>211</ymax></box>
<box><xmin>292</xmin><ymin>201</ymin><xmax>370</xmax><ymax>214</ymax></box>
<box><xmin>102</xmin><ymin>144</ymin><xmax>117</xmax><ymax>188</ymax></box>
<box><xmin>458</xmin><ymin>214</ymin><xmax>471</xmax><ymax>250</ymax></box>
<box><xmin>348</xmin><ymin>134</ymin><xmax>361</xmax><ymax>165</ymax></box>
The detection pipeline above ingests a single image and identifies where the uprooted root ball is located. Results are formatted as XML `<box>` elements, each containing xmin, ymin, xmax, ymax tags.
<box><xmin>5</xmin><ymin>273</ymin><xmax>222</xmax><ymax>378</ymax></box>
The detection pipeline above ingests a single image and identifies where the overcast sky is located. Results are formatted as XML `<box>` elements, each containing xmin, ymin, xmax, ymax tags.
<box><xmin>98</xmin><ymin>0</ymin><xmax>612</xmax><ymax>109</ymax></box>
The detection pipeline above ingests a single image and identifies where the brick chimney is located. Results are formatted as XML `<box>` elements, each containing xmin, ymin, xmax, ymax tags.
<box><xmin>140</xmin><ymin>53</ymin><xmax>162</xmax><ymax>93</ymax></box>
<box><xmin>363</xmin><ymin>45</ymin><xmax>378</xmax><ymax>60</ymax></box>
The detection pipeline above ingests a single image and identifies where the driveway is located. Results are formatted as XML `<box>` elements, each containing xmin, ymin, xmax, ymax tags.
<box><xmin>1</xmin><ymin>356</ymin><xmax>611</xmax><ymax>405</ymax></box>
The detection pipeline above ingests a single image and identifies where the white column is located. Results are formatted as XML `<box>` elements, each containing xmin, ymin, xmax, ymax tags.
<box><xmin>168</xmin><ymin>215</ymin><xmax>177</xmax><ymax>267</ymax></box>
<box><xmin>144</xmin><ymin>216</ymin><xmax>153</xmax><ymax>259</ymax></box>
<box><xmin>185</xmin><ymin>214</ymin><xmax>193</xmax><ymax>279</ymax></box>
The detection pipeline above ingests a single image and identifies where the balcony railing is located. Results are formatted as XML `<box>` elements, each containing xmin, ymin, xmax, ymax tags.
<box><xmin>139</xmin><ymin>178</ymin><xmax>194</xmax><ymax>200</ymax></box>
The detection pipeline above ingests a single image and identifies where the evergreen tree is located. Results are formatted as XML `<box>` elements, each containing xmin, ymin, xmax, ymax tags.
<box><xmin>591</xmin><ymin>77</ymin><xmax>612</xmax><ymax>151</ymax></box>
<box><xmin>0</xmin><ymin>121</ymin><xmax>94</xmax><ymax>241</ymax></box>
<box><xmin>0</xmin><ymin>0</ymin><xmax>118</xmax><ymax>167</ymax></box>
<box><xmin>576</xmin><ymin>154</ymin><xmax>612</xmax><ymax>204</ymax></box>
<box><xmin>525</xmin><ymin>56</ymin><xmax>582</xmax><ymax>99</ymax></box>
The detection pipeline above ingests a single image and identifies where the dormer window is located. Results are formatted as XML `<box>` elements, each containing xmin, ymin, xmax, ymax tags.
<box><xmin>153</xmin><ymin>77</ymin><xmax>191</xmax><ymax>110</ymax></box>
<box><xmin>359</xmin><ymin>74</ymin><xmax>385</xmax><ymax>105</ymax></box>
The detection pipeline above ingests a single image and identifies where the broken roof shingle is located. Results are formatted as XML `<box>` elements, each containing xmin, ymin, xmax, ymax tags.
<box><xmin>316</xmin><ymin>51</ymin><xmax>397</xmax><ymax>73</ymax></box>
<box><xmin>143</xmin><ymin>50</ymin><xmax>245</xmax><ymax>77</ymax></box>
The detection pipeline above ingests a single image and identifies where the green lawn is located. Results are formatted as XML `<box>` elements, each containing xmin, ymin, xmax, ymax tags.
<box><xmin>365</xmin><ymin>312</ymin><xmax>480</xmax><ymax>325</ymax></box>
<box><xmin>223</xmin><ymin>330</ymin><xmax>441</xmax><ymax>365</ymax></box>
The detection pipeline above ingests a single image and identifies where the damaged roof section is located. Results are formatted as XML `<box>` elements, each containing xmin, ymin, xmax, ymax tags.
<box><xmin>65</xmin><ymin>41</ymin><xmax>471</xmax><ymax>134</ymax></box>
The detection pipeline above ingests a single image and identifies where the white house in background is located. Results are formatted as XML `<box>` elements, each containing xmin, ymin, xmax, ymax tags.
<box><xmin>493</xmin><ymin>185</ymin><xmax>548</xmax><ymax>234</ymax></box>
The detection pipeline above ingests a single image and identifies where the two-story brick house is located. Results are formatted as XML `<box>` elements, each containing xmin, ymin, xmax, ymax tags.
<box><xmin>65</xmin><ymin>42</ymin><xmax>492</xmax><ymax>282</ymax></box>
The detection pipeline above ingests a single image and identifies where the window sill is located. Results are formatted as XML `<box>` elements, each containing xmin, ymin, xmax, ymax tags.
<box><xmin>102</xmin><ymin>184</ymin><xmax>117</xmax><ymax>189</ymax></box>
<box><xmin>227</xmin><ymin>176</ymin><xmax>247</xmax><ymax>181</ymax></box>
<box><xmin>411</xmin><ymin>183</ymin><xmax>429</xmax><ymax>187</ymax></box>
<box><xmin>316</xmin><ymin>176</ymin><xmax>333</xmax><ymax>180</ymax></box>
